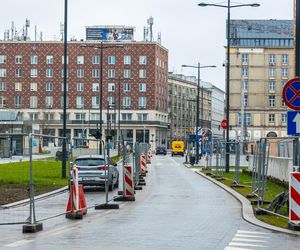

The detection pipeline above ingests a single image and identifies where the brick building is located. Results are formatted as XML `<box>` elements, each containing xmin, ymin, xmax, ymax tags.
<box><xmin>0</xmin><ymin>41</ymin><xmax>168</xmax><ymax>150</ymax></box>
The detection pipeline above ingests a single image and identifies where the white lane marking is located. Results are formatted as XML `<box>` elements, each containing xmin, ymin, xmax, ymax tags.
<box><xmin>5</xmin><ymin>239</ymin><xmax>34</xmax><ymax>247</ymax></box>
<box><xmin>234</xmin><ymin>234</ymin><xmax>269</xmax><ymax>239</ymax></box>
<box><xmin>232</xmin><ymin>237</ymin><xmax>267</xmax><ymax>243</ymax></box>
<box><xmin>224</xmin><ymin>247</ymin><xmax>251</xmax><ymax>250</ymax></box>
<box><xmin>229</xmin><ymin>242</ymin><xmax>267</xmax><ymax>248</ymax></box>
<box><xmin>237</xmin><ymin>230</ymin><xmax>270</xmax><ymax>235</ymax></box>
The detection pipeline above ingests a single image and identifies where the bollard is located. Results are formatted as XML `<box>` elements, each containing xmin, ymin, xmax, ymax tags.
<box><xmin>288</xmin><ymin>172</ymin><xmax>300</xmax><ymax>231</ymax></box>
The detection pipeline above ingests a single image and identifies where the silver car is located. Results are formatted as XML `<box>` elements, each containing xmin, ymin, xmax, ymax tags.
<box><xmin>73</xmin><ymin>155</ymin><xmax>119</xmax><ymax>190</ymax></box>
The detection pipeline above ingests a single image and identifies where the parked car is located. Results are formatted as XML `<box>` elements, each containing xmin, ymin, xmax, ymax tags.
<box><xmin>156</xmin><ymin>146</ymin><xmax>167</xmax><ymax>155</ymax></box>
<box><xmin>72</xmin><ymin>155</ymin><xmax>119</xmax><ymax>191</ymax></box>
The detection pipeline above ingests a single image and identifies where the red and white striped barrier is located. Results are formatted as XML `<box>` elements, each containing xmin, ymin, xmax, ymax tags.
<box><xmin>289</xmin><ymin>172</ymin><xmax>300</xmax><ymax>224</ymax></box>
<box><xmin>140</xmin><ymin>153</ymin><xmax>147</xmax><ymax>174</ymax></box>
<box><xmin>147</xmin><ymin>149</ymin><xmax>152</xmax><ymax>164</ymax></box>
<box><xmin>124</xmin><ymin>165</ymin><xmax>135</xmax><ymax>198</ymax></box>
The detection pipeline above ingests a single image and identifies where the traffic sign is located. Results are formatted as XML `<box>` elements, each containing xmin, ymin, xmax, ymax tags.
<box><xmin>221</xmin><ymin>119</ymin><xmax>227</xmax><ymax>129</ymax></box>
<box><xmin>287</xmin><ymin>111</ymin><xmax>300</xmax><ymax>135</ymax></box>
<box><xmin>282</xmin><ymin>78</ymin><xmax>300</xmax><ymax>110</ymax></box>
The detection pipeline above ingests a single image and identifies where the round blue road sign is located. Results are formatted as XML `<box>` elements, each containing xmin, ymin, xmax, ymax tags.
<box><xmin>282</xmin><ymin>78</ymin><xmax>300</xmax><ymax>110</ymax></box>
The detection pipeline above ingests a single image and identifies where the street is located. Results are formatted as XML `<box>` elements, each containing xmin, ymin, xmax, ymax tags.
<box><xmin>1</xmin><ymin>155</ymin><xmax>300</xmax><ymax>249</ymax></box>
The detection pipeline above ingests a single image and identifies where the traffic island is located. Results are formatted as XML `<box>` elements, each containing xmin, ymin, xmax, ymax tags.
<box><xmin>23</xmin><ymin>222</ymin><xmax>43</xmax><ymax>233</ymax></box>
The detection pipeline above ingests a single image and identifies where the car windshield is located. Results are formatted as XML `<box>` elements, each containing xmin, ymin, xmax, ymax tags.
<box><xmin>74</xmin><ymin>158</ymin><xmax>105</xmax><ymax>166</ymax></box>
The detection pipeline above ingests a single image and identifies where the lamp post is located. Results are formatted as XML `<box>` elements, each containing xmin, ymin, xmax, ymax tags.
<box><xmin>182</xmin><ymin>63</ymin><xmax>216</xmax><ymax>164</ymax></box>
<box><xmin>198</xmin><ymin>1</ymin><xmax>259</xmax><ymax>172</ymax></box>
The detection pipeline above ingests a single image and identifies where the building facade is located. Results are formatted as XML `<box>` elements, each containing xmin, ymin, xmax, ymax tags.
<box><xmin>0</xmin><ymin>41</ymin><xmax>169</xmax><ymax>150</ymax></box>
<box><xmin>228</xmin><ymin>20</ymin><xmax>294</xmax><ymax>141</ymax></box>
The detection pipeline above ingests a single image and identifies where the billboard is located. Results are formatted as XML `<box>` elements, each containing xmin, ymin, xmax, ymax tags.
<box><xmin>86</xmin><ymin>26</ymin><xmax>135</xmax><ymax>41</ymax></box>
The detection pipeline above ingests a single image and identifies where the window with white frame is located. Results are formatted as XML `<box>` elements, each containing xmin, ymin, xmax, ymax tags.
<box><xmin>139</xmin><ymin>69</ymin><xmax>146</xmax><ymax>78</ymax></box>
<box><xmin>14</xmin><ymin>96</ymin><xmax>22</xmax><ymax>108</ymax></box>
<box><xmin>46</xmin><ymin>82</ymin><xmax>53</xmax><ymax>91</ymax></box>
<box><xmin>46</xmin><ymin>55</ymin><xmax>53</xmax><ymax>64</ymax></box>
<box><xmin>15</xmin><ymin>68</ymin><xmax>22</xmax><ymax>77</ymax></box>
<box><xmin>139</xmin><ymin>83</ymin><xmax>146</xmax><ymax>92</ymax></box>
<box><xmin>282</xmin><ymin>54</ymin><xmax>288</xmax><ymax>64</ymax></box>
<box><xmin>108</xmin><ymin>69</ymin><xmax>115</xmax><ymax>78</ymax></box>
<box><xmin>269</xmin><ymin>113</ymin><xmax>275</xmax><ymax>122</ymax></box>
<box><xmin>0</xmin><ymin>96</ymin><xmax>7</xmax><ymax>108</ymax></box>
<box><xmin>92</xmin><ymin>69</ymin><xmax>100</xmax><ymax>78</ymax></box>
<box><xmin>139</xmin><ymin>56</ymin><xmax>147</xmax><ymax>65</ymax></box>
<box><xmin>46</xmin><ymin>68</ymin><xmax>53</xmax><ymax>78</ymax></box>
<box><xmin>137</xmin><ymin>113</ymin><xmax>148</xmax><ymax>121</ymax></box>
<box><xmin>0</xmin><ymin>69</ymin><xmax>7</xmax><ymax>77</ymax></box>
<box><xmin>0</xmin><ymin>82</ymin><xmax>6</xmax><ymax>91</ymax></box>
<box><xmin>282</xmin><ymin>98</ymin><xmax>286</xmax><ymax>107</ymax></box>
<box><xmin>30</xmin><ymin>82</ymin><xmax>37</xmax><ymax>91</ymax></box>
<box><xmin>242</xmin><ymin>67</ymin><xmax>248</xmax><ymax>77</ymax></box>
<box><xmin>92</xmin><ymin>83</ymin><xmax>99</xmax><ymax>92</ymax></box>
<box><xmin>243</xmin><ymin>95</ymin><xmax>248</xmax><ymax>107</ymax></box>
<box><xmin>269</xmin><ymin>95</ymin><xmax>275</xmax><ymax>107</ymax></box>
<box><xmin>138</xmin><ymin>96</ymin><xmax>146</xmax><ymax>108</ymax></box>
<box><xmin>15</xmin><ymin>82</ymin><xmax>22</xmax><ymax>91</ymax></box>
<box><xmin>61</xmin><ymin>56</ymin><xmax>69</xmax><ymax>64</ymax></box>
<box><xmin>241</xmin><ymin>54</ymin><xmax>248</xmax><ymax>64</ymax></box>
<box><xmin>30</xmin><ymin>69</ymin><xmax>38</xmax><ymax>77</ymax></box>
<box><xmin>124</xmin><ymin>69</ymin><xmax>131</xmax><ymax>78</ymax></box>
<box><xmin>269</xmin><ymin>67</ymin><xmax>275</xmax><ymax>77</ymax></box>
<box><xmin>61</xmin><ymin>69</ymin><xmax>69</xmax><ymax>78</ymax></box>
<box><xmin>242</xmin><ymin>80</ymin><xmax>248</xmax><ymax>90</ymax></box>
<box><xmin>30</xmin><ymin>96</ymin><xmax>38</xmax><ymax>108</ymax></box>
<box><xmin>77</xmin><ymin>69</ymin><xmax>84</xmax><ymax>78</ymax></box>
<box><xmin>108</xmin><ymin>96</ymin><xmax>115</xmax><ymax>107</ymax></box>
<box><xmin>282</xmin><ymin>68</ymin><xmax>288</xmax><ymax>78</ymax></box>
<box><xmin>0</xmin><ymin>55</ymin><xmax>7</xmax><ymax>64</ymax></box>
<box><xmin>122</xmin><ymin>113</ymin><xmax>132</xmax><ymax>121</ymax></box>
<box><xmin>77</xmin><ymin>82</ymin><xmax>84</xmax><ymax>92</ymax></box>
<box><xmin>60</xmin><ymin>96</ymin><xmax>69</xmax><ymax>108</ymax></box>
<box><xmin>77</xmin><ymin>55</ymin><xmax>84</xmax><ymax>64</ymax></box>
<box><xmin>75</xmin><ymin>113</ymin><xmax>85</xmax><ymax>120</ymax></box>
<box><xmin>29</xmin><ymin>113</ymin><xmax>39</xmax><ymax>121</ymax></box>
<box><xmin>108</xmin><ymin>83</ymin><xmax>115</xmax><ymax>92</ymax></box>
<box><xmin>61</xmin><ymin>83</ymin><xmax>69</xmax><ymax>91</ymax></box>
<box><xmin>92</xmin><ymin>96</ymin><xmax>100</xmax><ymax>108</ymax></box>
<box><xmin>124</xmin><ymin>83</ymin><xmax>130</xmax><ymax>92</ymax></box>
<box><xmin>238</xmin><ymin>113</ymin><xmax>251</xmax><ymax>126</ymax></box>
<box><xmin>90</xmin><ymin>113</ymin><xmax>100</xmax><ymax>121</ymax></box>
<box><xmin>269</xmin><ymin>81</ymin><xmax>275</xmax><ymax>91</ymax></box>
<box><xmin>269</xmin><ymin>54</ymin><xmax>276</xmax><ymax>64</ymax></box>
<box><xmin>30</xmin><ymin>55</ymin><xmax>38</xmax><ymax>64</ymax></box>
<box><xmin>76</xmin><ymin>96</ymin><xmax>84</xmax><ymax>108</ymax></box>
<box><xmin>15</xmin><ymin>55</ymin><xmax>22</xmax><ymax>64</ymax></box>
<box><xmin>44</xmin><ymin>113</ymin><xmax>54</xmax><ymax>121</ymax></box>
<box><xmin>92</xmin><ymin>55</ymin><xmax>100</xmax><ymax>64</ymax></box>
<box><xmin>124</xmin><ymin>55</ymin><xmax>131</xmax><ymax>65</ymax></box>
<box><xmin>123</xmin><ymin>96</ymin><xmax>131</xmax><ymax>108</ymax></box>
<box><xmin>281</xmin><ymin>113</ymin><xmax>287</xmax><ymax>123</ymax></box>
<box><xmin>281</xmin><ymin>81</ymin><xmax>286</xmax><ymax>89</ymax></box>
<box><xmin>108</xmin><ymin>55</ymin><xmax>115</xmax><ymax>65</ymax></box>
<box><xmin>59</xmin><ymin>113</ymin><xmax>70</xmax><ymax>120</ymax></box>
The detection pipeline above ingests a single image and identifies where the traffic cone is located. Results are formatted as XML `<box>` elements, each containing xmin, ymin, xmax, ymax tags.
<box><xmin>66</xmin><ymin>184</ymin><xmax>83</xmax><ymax>219</ymax></box>
<box><xmin>78</xmin><ymin>184</ymin><xmax>87</xmax><ymax>215</ymax></box>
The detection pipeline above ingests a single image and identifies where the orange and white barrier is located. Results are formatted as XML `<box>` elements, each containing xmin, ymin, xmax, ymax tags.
<box><xmin>66</xmin><ymin>166</ymin><xmax>87</xmax><ymax>218</ymax></box>
<box><xmin>147</xmin><ymin>148</ymin><xmax>152</xmax><ymax>164</ymax></box>
<box><xmin>289</xmin><ymin>172</ymin><xmax>300</xmax><ymax>224</ymax></box>
<box><xmin>140</xmin><ymin>153</ymin><xmax>147</xmax><ymax>174</ymax></box>
<box><xmin>124</xmin><ymin>165</ymin><xmax>135</xmax><ymax>198</ymax></box>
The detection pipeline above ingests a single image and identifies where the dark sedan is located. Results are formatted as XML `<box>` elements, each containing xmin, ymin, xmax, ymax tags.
<box><xmin>156</xmin><ymin>146</ymin><xmax>167</xmax><ymax>155</ymax></box>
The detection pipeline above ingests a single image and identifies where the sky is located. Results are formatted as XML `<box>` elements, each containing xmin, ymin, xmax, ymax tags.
<box><xmin>0</xmin><ymin>0</ymin><xmax>294</xmax><ymax>90</ymax></box>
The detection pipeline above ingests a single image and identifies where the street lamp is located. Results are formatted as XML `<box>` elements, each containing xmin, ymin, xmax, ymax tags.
<box><xmin>182</xmin><ymin>63</ymin><xmax>216</xmax><ymax>164</ymax></box>
<box><xmin>198</xmin><ymin>1</ymin><xmax>260</xmax><ymax>172</ymax></box>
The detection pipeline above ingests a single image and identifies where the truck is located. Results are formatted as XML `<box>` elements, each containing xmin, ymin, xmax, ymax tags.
<box><xmin>171</xmin><ymin>141</ymin><xmax>185</xmax><ymax>157</ymax></box>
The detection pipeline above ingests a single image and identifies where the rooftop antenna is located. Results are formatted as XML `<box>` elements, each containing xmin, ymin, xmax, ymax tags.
<box><xmin>11</xmin><ymin>21</ymin><xmax>14</xmax><ymax>40</ymax></box>
<box><xmin>25</xmin><ymin>18</ymin><xmax>30</xmax><ymax>41</ymax></box>
<box><xmin>60</xmin><ymin>22</ymin><xmax>64</xmax><ymax>41</ymax></box>
<box><xmin>157</xmin><ymin>32</ymin><xmax>161</xmax><ymax>44</ymax></box>
<box><xmin>147</xmin><ymin>16</ymin><xmax>154</xmax><ymax>42</ymax></box>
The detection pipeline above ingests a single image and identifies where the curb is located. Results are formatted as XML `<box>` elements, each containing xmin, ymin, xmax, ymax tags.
<box><xmin>183</xmin><ymin>163</ymin><xmax>300</xmax><ymax>236</ymax></box>
<box><xmin>1</xmin><ymin>186</ymin><xmax>68</xmax><ymax>209</ymax></box>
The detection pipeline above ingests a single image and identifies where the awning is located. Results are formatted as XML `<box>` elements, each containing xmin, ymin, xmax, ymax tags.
<box><xmin>0</xmin><ymin>111</ymin><xmax>19</xmax><ymax>121</ymax></box>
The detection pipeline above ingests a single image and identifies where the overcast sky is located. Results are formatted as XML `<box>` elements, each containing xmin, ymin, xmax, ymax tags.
<box><xmin>0</xmin><ymin>0</ymin><xmax>294</xmax><ymax>90</ymax></box>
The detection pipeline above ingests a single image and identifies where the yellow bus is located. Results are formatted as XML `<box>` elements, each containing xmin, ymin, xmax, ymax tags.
<box><xmin>171</xmin><ymin>141</ymin><xmax>185</xmax><ymax>157</ymax></box>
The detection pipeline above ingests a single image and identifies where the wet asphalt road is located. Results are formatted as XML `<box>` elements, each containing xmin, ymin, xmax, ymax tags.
<box><xmin>1</xmin><ymin>154</ymin><xmax>300</xmax><ymax>249</ymax></box>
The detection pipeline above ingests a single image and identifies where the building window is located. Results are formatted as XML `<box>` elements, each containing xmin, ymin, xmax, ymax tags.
<box><xmin>75</xmin><ymin>113</ymin><xmax>86</xmax><ymax>120</ymax></box>
<box><xmin>31</xmin><ymin>82</ymin><xmax>37</xmax><ymax>91</ymax></box>
<box><xmin>14</xmin><ymin>96</ymin><xmax>22</xmax><ymax>108</ymax></box>
<box><xmin>76</xmin><ymin>96</ymin><xmax>84</xmax><ymax>108</ymax></box>
<box><xmin>46</xmin><ymin>82</ymin><xmax>53</xmax><ymax>91</ymax></box>
<box><xmin>61</xmin><ymin>83</ymin><xmax>69</xmax><ymax>91</ymax></box>
<box><xmin>108</xmin><ymin>69</ymin><xmax>115</xmax><ymax>78</ymax></box>
<box><xmin>123</xmin><ymin>69</ymin><xmax>131</xmax><ymax>79</ymax></box>
<box><xmin>45</xmin><ymin>96</ymin><xmax>53</xmax><ymax>108</ymax></box>
<box><xmin>241</xmin><ymin>54</ymin><xmax>248</xmax><ymax>64</ymax></box>
<box><xmin>29</xmin><ymin>113</ymin><xmax>39</xmax><ymax>121</ymax></box>
<box><xmin>281</xmin><ymin>113</ymin><xmax>287</xmax><ymax>123</ymax></box>
<box><xmin>44</xmin><ymin>113</ymin><xmax>54</xmax><ymax>121</ymax></box>
<box><xmin>15</xmin><ymin>82</ymin><xmax>22</xmax><ymax>91</ymax></box>
<box><xmin>46</xmin><ymin>68</ymin><xmax>53</xmax><ymax>78</ymax></box>
<box><xmin>92</xmin><ymin>96</ymin><xmax>100</xmax><ymax>108</ymax></box>
<box><xmin>242</xmin><ymin>67</ymin><xmax>248</xmax><ymax>77</ymax></box>
<box><xmin>139</xmin><ymin>69</ymin><xmax>146</xmax><ymax>78</ymax></box>
<box><xmin>139</xmin><ymin>83</ymin><xmax>146</xmax><ymax>92</ymax></box>
<box><xmin>90</xmin><ymin>113</ymin><xmax>100</xmax><ymax>121</ymax></box>
<box><xmin>108</xmin><ymin>55</ymin><xmax>115</xmax><ymax>65</ymax></box>
<box><xmin>137</xmin><ymin>113</ymin><xmax>148</xmax><ymax>121</ymax></box>
<box><xmin>92</xmin><ymin>83</ymin><xmax>99</xmax><ymax>92</ymax></box>
<box><xmin>238</xmin><ymin>113</ymin><xmax>251</xmax><ymax>125</ymax></box>
<box><xmin>0</xmin><ymin>96</ymin><xmax>7</xmax><ymax>108</ymax></box>
<box><xmin>281</xmin><ymin>81</ymin><xmax>286</xmax><ymax>89</ymax></box>
<box><xmin>60</xmin><ymin>96</ymin><xmax>69</xmax><ymax>108</ymax></box>
<box><xmin>269</xmin><ymin>54</ymin><xmax>276</xmax><ymax>64</ymax></box>
<box><xmin>269</xmin><ymin>81</ymin><xmax>275</xmax><ymax>91</ymax></box>
<box><xmin>139</xmin><ymin>56</ymin><xmax>147</xmax><ymax>65</ymax></box>
<box><xmin>242</xmin><ymin>80</ymin><xmax>248</xmax><ymax>90</ymax></box>
<box><xmin>77</xmin><ymin>55</ymin><xmax>84</xmax><ymax>64</ymax></box>
<box><xmin>15</xmin><ymin>68</ymin><xmax>22</xmax><ymax>77</ymax></box>
<box><xmin>0</xmin><ymin>55</ymin><xmax>7</xmax><ymax>64</ymax></box>
<box><xmin>61</xmin><ymin>56</ymin><xmax>69</xmax><ymax>64</ymax></box>
<box><xmin>0</xmin><ymin>69</ymin><xmax>7</xmax><ymax>77</ymax></box>
<box><xmin>282</xmin><ymin>98</ymin><xmax>286</xmax><ymax>107</ymax></box>
<box><xmin>269</xmin><ymin>68</ymin><xmax>275</xmax><ymax>77</ymax></box>
<box><xmin>243</xmin><ymin>95</ymin><xmax>248</xmax><ymax>107</ymax></box>
<box><xmin>124</xmin><ymin>55</ymin><xmax>131</xmax><ymax>65</ymax></box>
<box><xmin>282</xmin><ymin>68</ymin><xmax>288</xmax><ymax>78</ymax></box>
<box><xmin>124</xmin><ymin>83</ymin><xmax>130</xmax><ymax>92</ymax></box>
<box><xmin>108</xmin><ymin>96</ymin><xmax>115</xmax><ymax>107</ymax></box>
<box><xmin>123</xmin><ymin>97</ymin><xmax>131</xmax><ymax>108</ymax></box>
<box><xmin>77</xmin><ymin>82</ymin><xmax>84</xmax><ymax>92</ymax></box>
<box><xmin>77</xmin><ymin>69</ymin><xmax>84</xmax><ymax>78</ymax></box>
<box><xmin>61</xmin><ymin>69</ymin><xmax>69</xmax><ymax>78</ymax></box>
<box><xmin>30</xmin><ymin>69</ymin><xmax>38</xmax><ymax>77</ymax></box>
<box><xmin>269</xmin><ymin>114</ymin><xmax>275</xmax><ymax>122</ymax></box>
<box><xmin>108</xmin><ymin>83</ymin><xmax>115</xmax><ymax>92</ymax></box>
<box><xmin>30</xmin><ymin>55</ymin><xmax>38</xmax><ymax>64</ymax></box>
<box><xmin>46</xmin><ymin>55</ymin><xmax>53</xmax><ymax>64</ymax></box>
<box><xmin>122</xmin><ymin>113</ymin><xmax>132</xmax><ymax>121</ymax></box>
<box><xmin>92</xmin><ymin>69</ymin><xmax>100</xmax><ymax>78</ymax></box>
<box><xmin>138</xmin><ymin>96</ymin><xmax>147</xmax><ymax>108</ymax></box>
<box><xmin>269</xmin><ymin>95</ymin><xmax>275</xmax><ymax>107</ymax></box>
<box><xmin>92</xmin><ymin>55</ymin><xmax>100</xmax><ymax>64</ymax></box>
<box><xmin>282</xmin><ymin>54</ymin><xmax>288</xmax><ymax>64</ymax></box>
<box><xmin>30</xmin><ymin>96</ymin><xmax>38</xmax><ymax>108</ymax></box>
<box><xmin>15</xmin><ymin>55</ymin><xmax>22</xmax><ymax>64</ymax></box>
<box><xmin>0</xmin><ymin>82</ymin><xmax>7</xmax><ymax>91</ymax></box>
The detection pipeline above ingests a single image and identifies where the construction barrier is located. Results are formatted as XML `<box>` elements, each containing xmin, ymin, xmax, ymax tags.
<box><xmin>289</xmin><ymin>172</ymin><xmax>300</xmax><ymax>225</ymax></box>
<box><xmin>147</xmin><ymin>148</ymin><xmax>152</xmax><ymax>164</ymax></box>
<box><xmin>140</xmin><ymin>153</ymin><xmax>147</xmax><ymax>174</ymax></box>
<box><xmin>124</xmin><ymin>165</ymin><xmax>135</xmax><ymax>198</ymax></box>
